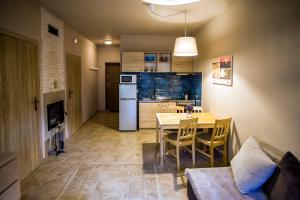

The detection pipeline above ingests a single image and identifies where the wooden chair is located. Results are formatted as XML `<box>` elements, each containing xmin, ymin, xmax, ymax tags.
<box><xmin>195</xmin><ymin>118</ymin><xmax>232</xmax><ymax>167</ymax></box>
<box><xmin>192</xmin><ymin>106</ymin><xmax>204</xmax><ymax>133</ymax></box>
<box><xmin>164</xmin><ymin>118</ymin><xmax>198</xmax><ymax>170</ymax></box>
<box><xmin>168</xmin><ymin>105</ymin><xmax>185</xmax><ymax>113</ymax></box>
<box><xmin>192</xmin><ymin>106</ymin><xmax>202</xmax><ymax>113</ymax></box>
<box><xmin>164</xmin><ymin>105</ymin><xmax>185</xmax><ymax>134</ymax></box>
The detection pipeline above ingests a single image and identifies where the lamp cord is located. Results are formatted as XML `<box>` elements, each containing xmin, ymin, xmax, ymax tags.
<box><xmin>148</xmin><ymin>4</ymin><xmax>186</xmax><ymax>17</ymax></box>
<box><xmin>148</xmin><ymin>4</ymin><xmax>188</xmax><ymax>36</ymax></box>
<box><xmin>184</xmin><ymin>11</ymin><xmax>187</xmax><ymax>37</ymax></box>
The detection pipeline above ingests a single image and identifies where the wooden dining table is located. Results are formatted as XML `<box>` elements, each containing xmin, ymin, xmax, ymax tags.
<box><xmin>156</xmin><ymin>112</ymin><xmax>216</xmax><ymax>166</ymax></box>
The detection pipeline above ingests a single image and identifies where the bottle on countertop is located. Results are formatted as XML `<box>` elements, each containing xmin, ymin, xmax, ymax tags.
<box><xmin>184</xmin><ymin>93</ymin><xmax>189</xmax><ymax>100</ymax></box>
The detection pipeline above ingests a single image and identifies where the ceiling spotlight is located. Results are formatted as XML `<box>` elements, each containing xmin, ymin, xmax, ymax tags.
<box><xmin>73</xmin><ymin>38</ymin><xmax>78</xmax><ymax>44</ymax></box>
<box><xmin>104</xmin><ymin>40</ymin><xmax>113</xmax><ymax>45</ymax></box>
<box><xmin>142</xmin><ymin>0</ymin><xmax>200</xmax><ymax>6</ymax></box>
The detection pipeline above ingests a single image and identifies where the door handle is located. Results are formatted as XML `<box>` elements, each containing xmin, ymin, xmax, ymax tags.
<box><xmin>69</xmin><ymin>90</ymin><xmax>74</xmax><ymax>99</ymax></box>
<box><xmin>32</xmin><ymin>96</ymin><xmax>40</xmax><ymax>111</ymax></box>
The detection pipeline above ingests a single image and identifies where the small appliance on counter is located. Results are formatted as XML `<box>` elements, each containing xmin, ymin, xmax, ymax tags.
<box><xmin>176</xmin><ymin>100</ymin><xmax>201</xmax><ymax>107</ymax></box>
<box><xmin>119</xmin><ymin>74</ymin><xmax>137</xmax><ymax>131</ymax></box>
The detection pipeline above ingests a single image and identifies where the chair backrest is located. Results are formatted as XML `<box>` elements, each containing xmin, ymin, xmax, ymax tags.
<box><xmin>168</xmin><ymin>105</ymin><xmax>185</xmax><ymax>113</ymax></box>
<box><xmin>192</xmin><ymin>106</ymin><xmax>202</xmax><ymax>113</ymax></box>
<box><xmin>177</xmin><ymin>118</ymin><xmax>198</xmax><ymax>141</ymax></box>
<box><xmin>211</xmin><ymin>118</ymin><xmax>232</xmax><ymax>143</ymax></box>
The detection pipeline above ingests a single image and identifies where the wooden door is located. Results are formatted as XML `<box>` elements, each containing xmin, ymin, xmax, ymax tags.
<box><xmin>0</xmin><ymin>33</ymin><xmax>41</xmax><ymax>179</ymax></box>
<box><xmin>105</xmin><ymin>63</ymin><xmax>120</xmax><ymax>111</ymax></box>
<box><xmin>66</xmin><ymin>54</ymin><xmax>82</xmax><ymax>136</ymax></box>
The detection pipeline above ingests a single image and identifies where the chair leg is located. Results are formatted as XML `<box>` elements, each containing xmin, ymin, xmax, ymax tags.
<box><xmin>176</xmin><ymin>145</ymin><xmax>180</xmax><ymax>171</ymax></box>
<box><xmin>164</xmin><ymin>138</ymin><xmax>166</xmax><ymax>155</ymax></box>
<box><xmin>223</xmin><ymin>143</ymin><xmax>228</xmax><ymax>166</ymax></box>
<box><xmin>192</xmin><ymin>143</ymin><xmax>195</xmax><ymax>168</ymax></box>
<box><xmin>210</xmin><ymin>146</ymin><xmax>214</xmax><ymax>167</ymax></box>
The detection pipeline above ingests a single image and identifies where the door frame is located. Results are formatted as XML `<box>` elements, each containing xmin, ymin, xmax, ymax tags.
<box><xmin>0</xmin><ymin>28</ymin><xmax>39</xmax><ymax>45</ymax></box>
<box><xmin>105</xmin><ymin>62</ymin><xmax>121</xmax><ymax>111</ymax></box>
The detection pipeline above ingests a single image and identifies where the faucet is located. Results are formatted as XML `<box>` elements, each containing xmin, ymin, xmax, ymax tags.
<box><xmin>152</xmin><ymin>94</ymin><xmax>156</xmax><ymax>100</ymax></box>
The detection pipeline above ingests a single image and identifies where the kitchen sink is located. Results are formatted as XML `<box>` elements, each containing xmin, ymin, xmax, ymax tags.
<box><xmin>140</xmin><ymin>98</ymin><xmax>174</xmax><ymax>102</ymax></box>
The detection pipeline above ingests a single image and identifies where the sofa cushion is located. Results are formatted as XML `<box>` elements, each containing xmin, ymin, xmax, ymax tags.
<box><xmin>230</xmin><ymin>136</ymin><xmax>276</xmax><ymax>194</ymax></box>
<box><xmin>263</xmin><ymin>151</ymin><xmax>300</xmax><ymax>200</ymax></box>
<box><xmin>185</xmin><ymin>167</ymin><xmax>267</xmax><ymax>200</ymax></box>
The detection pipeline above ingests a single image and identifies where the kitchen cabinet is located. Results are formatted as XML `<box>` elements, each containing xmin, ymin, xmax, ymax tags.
<box><xmin>122</xmin><ymin>52</ymin><xmax>144</xmax><ymax>72</ymax></box>
<box><xmin>157</xmin><ymin>53</ymin><xmax>171</xmax><ymax>72</ymax></box>
<box><xmin>139</xmin><ymin>102</ymin><xmax>176</xmax><ymax>128</ymax></box>
<box><xmin>159</xmin><ymin>102</ymin><xmax>176</xmax><ymax>112</ymax></box>
<box><xmin>143</xmin><ymin>52</ymin><xmax>172</xmax><ymax>72</ymax></box>
<box><xmin>122</xmin><ymin>52</ymin><xmax>172</xmax><ymax>72</ymax></box>
<box><xmin>139</xmin><ymin>102</ymin><xmax>159</xmax><ymax>129</ymax></box>
<box><xmin>122</xmin><ymin>52</ymin><xmax>193</xmax><ymax>73</ymax></box>
<box><xmin>0</xmin><ymin>154</ymin><xmax>20</xmax><ymax>200</ymax></box>
<box><xmin>172</xmin><ymin>56</ymin><xmax>193</xmax><ymax>72</ymax></box>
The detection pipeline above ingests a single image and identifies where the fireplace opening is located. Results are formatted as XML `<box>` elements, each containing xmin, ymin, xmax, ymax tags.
<box><xmin>47</xmin><ymin>100</ymin><xmax>64</xmax><ymax>131</ymax></box>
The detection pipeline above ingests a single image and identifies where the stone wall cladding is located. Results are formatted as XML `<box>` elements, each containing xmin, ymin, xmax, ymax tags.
<box><xmin>41</xmin><ymin>8</ymin><xmax>65</xmax><ymax>93</ymax></box>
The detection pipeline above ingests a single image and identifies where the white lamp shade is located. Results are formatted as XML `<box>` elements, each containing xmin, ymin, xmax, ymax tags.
<box><xmin>173</xmin><ymin>37</ymin><xmax>198</xmax><ymax>57</ymax></box>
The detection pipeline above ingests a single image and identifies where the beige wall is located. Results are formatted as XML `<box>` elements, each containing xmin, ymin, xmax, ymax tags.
<box><xmin>0</xmin><ymin>0</ymin><xmax>41</xmax><ymax>41</ymax></box>
<box><xmin>1</xmin><ymin>2</ymin><xmax>99</xmax><ymax>157</ymax></box>
<box><xmin>64</xmin><ymin>25</ymin><xmax>98</xmax><ymax>122</ymax></box>
<box><xmin>193</xmin><ymin>0</ymin><xmax>300</xmax><ymax>158</ymax></box>
<box><xmin>41</xmin><ymin>8</ymin><xmax>65</xmax><ymax>93</ymax></box>
<box><xmin>120</xmin><ymin>35</ymin><xmax>177</xmax><ymax>52</ymax></box>
<box><xmin>97</xmin><ymin>46</ymin><xmax>121</xmax><ymax>110</ymax></box>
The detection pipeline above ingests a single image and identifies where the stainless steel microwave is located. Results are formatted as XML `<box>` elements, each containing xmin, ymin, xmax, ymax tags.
<box><xmin>120</xmin><ymin>74</ymin><xmax>137</xmax><ymax>84</ymax></box>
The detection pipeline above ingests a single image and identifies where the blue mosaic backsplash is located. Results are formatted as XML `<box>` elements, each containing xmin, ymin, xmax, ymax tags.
<box><xmin>122</xmin><ymin>72</ymin><xmax>202</xmax><ymax>102</ymax></box>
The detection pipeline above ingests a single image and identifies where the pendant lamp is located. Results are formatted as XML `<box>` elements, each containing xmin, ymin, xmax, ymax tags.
<box><xmin>173</xmin><ymin>11</ymin><xmax>198</xmax><ymax>56</ymax></box>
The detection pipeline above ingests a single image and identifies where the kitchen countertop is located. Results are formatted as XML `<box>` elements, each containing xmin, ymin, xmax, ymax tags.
<box><xmin>139</xmin><ymin>99</ymin><xmax>202</xmax><ymax>107</ymax></box>
<box><xmin>139</xmin><ymin>99</ymin><xmax>175</xmax><ymax>103</ymax></box>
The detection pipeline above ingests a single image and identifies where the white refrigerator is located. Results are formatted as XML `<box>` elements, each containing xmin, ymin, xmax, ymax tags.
<box><xmin>119</xmin><ymin>84</ymin><xmax>137</xmax><ymax>131</ymax></box>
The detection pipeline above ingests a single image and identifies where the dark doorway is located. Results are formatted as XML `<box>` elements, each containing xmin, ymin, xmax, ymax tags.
<box><xmin>105</xmin><ymin>63</ymin><xmax>120</xmax><ymax>111</ymax></box>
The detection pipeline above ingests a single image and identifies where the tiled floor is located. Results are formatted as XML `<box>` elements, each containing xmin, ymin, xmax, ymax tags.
<box><xmin>21</xmin><ymin>111</ymin><xmax>217</xmax><ymax>200</ymax></box>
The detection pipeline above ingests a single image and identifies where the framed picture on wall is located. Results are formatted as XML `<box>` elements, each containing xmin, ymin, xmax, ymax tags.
<box><xmin>212</xmin><ymin>55</ymin><xmax>233</xmax><ymax>86</ymax></box>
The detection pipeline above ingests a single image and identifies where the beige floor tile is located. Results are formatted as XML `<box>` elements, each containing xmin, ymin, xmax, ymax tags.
<box><xmin>42</xmin><ymin>175</ymin><xmax>70</xmax><ymax>198</ymax></box>
<box><xmin>21</xmin><ymin>175</ymin><xmax>40</xmax><ymax>193</ymax></box>
<box><xmin>94</xmin><ymin>177</ymin><xmax>129</xmax><ymax>199</ymax></box>
<box><xmin>21</xmin><ymin>111</ymin><xmax>223</xmax><ymax>200</ymax></box>
<box><xmin>33</xmin><ymin>162</ymin><xmax>73</xmax><ymax>185</ymax></box>
<box><xmin>21</xmin><ymin>186</ymin><xmax>50</xmax><ymax>200</ymax></box>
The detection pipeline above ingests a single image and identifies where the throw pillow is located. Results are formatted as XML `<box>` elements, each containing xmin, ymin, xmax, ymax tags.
<box><xmin>263</xmin><ymin>151</ymin><xmax>300</xmax><ymax>200</ymax></box>
<box><xmin>231</xmin><ymin>136</ymin><xmax>276</xmax><ymax>194</ymax></box>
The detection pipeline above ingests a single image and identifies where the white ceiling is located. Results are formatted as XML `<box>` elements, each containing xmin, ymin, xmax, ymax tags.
<box><xmin>41</xmin><ymin>0</ymin><xmax>228</xmax><ymax>46</ymax></box>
